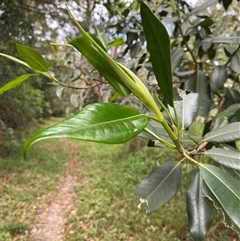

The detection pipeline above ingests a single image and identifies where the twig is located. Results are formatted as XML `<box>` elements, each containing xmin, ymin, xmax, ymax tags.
<box><xmin>177</xmin><ymin>20</ymin><xmax>198</xmax><ymax>69</ymax></box>
<box><xmin>225</xmin><ymin>44</ymin><xmax>240</xmax><ymax>66</ymax></box>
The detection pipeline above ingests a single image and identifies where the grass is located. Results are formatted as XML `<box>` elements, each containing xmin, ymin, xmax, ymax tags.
<box><xmin>63</xmin><ymin>138</ymin><xmax>239</xmax><ymax>241</ymax></box>
<box><xmin>0</xmin><ymin>119</ymin><xmax>70</xmax><ymax>240</ymax></box>
<box><xmin>0</xmin><ymin>119</ymin><xmax>239</xmax><ymax>241</ymax></box>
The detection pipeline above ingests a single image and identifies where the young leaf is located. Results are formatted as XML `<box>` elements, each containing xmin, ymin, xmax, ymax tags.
<box><xmin>168</xmin><ymin>93</ymin><xmax>199</xmax><ymax>130</ymax></box>
<box><xmin>203</xmin><ymin>122</ymin><xmax>240</xmax><ymax>143</ymax></box>
<box><xmin>187</xmin><ymin>172</ymin><xmax>213</xmax><ymax>241</ymax></box>
<box><xmin>184</xmin><ymin>71</ymin><xmax>212</xmax><ymax>118</ymax></box>
<box><xmin>24</xmin><ymin>103</ymin><xmax>149</xmax><ymax>156</ymax></box>
<box><xmin>0</xmin><ymin>74</ymin><xmax>32</xmax><ymax>95</ymax></box>
<box><xmin>135</xmin><ymin>162</ymin><xmax>182</xmax><ymax>212</ymax></box>
<box><xmin>205</xmin><ymin>148</ymin><xmax>240</xmax><ymax>171</ymax></box>
<box><xmin>70</xmin><ymin>35</ymin><xmax>131</xmax><ymax>96</ymax></box>
<box><xmin>210</xmin><ymin>66</ymin><xmax>228</xmax><ymax>93</ymax></box>
<box><xmin>140</xmin><ymin>1</ymin><xmax>173</xmax><ymax>106</ymax></box>
<box><xmin>200</xmin><ymin>164</ymin><xmax>240</xmax><ymax>230</ymax></box>
<box><xmin>16</xmin><ymin>44</ymin><xmax>48</xmax><ymax>71</ymax></box>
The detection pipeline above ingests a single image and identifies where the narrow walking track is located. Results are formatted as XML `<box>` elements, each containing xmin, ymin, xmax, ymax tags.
<box><xmin>30</xmin><ymin>140</ymin><xmax>81</xmax><ymax>241</ymax></box>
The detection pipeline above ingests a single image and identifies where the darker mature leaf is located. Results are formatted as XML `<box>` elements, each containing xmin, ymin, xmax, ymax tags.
<box><xmin>135</xmin><ymin>162</ymin><xmax>182</xmax><ymax>212</ymax></box>
<box><xmin>24</xmin><ymin>103</ymin><xmax>149</xmax><ymax>156</ymax></box>
<box><xmin>184</xmin><ymin>71</ymin><xmax>212</xmax><ymax>118</ymax></box>
<box><xmin>168</xmin><ymin>92</ymin><xmax>199</xmax><ymax>129</ymax></box>
<box><xmin>230</xmin><ymin>54</ymin><xmax>240</xmax><ymax>74</ymax></box>
<box><xmin>210</xmin><ymin>66</ymin><xmax>228</xmax><ymax>93</ymax></box>
<box><xmin>200</xmin><ymin>164</ymin><xmax>240</xmax><ymax>230</ymax></box>
<box><xmin>140</xmin><ymin>1</ymin><xmax>173</xmax><ymax>106</ymax></box>
<box><xmin>171</xmin><ymin>48</ymin><xmax>184</xmax><ymax>71</ymax></box>
<box><xmin>187</xmin><ymin>172</ymin><xmax>213</xmax><ymax>241</ymax></box>
<box><xmin>203</xmin><ymin>122</ymin><xmax>240</xmax><ymax>143</ymax></box>
<box><xmin>205</xmin><ymin>148</ymin><xmax>240</xmax><ymax>171</ymax></box>
<box><xmin>219</xmin><ymin>0</ymin><xmax>233</xmax><ymax>10</ymax></box>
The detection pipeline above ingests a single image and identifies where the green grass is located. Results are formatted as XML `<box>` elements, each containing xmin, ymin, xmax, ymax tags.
<box><xmin>0</xmin><ymin>119</ymin><xmax>70</xmax><ymax>240</ymax></box>
<box><xmin>63</xmin><ymin>139</ymin><xmax>239</xmax><ymax>241</ymax></box>
<box><xmin>0</xmin><ymin>120</ymin><xmax>239</xmax><ymax>241</ymax></box>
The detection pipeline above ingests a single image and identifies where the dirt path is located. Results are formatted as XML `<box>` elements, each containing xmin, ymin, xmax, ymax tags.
<box><xmin>30</xmin><ymin>140</ymin><xmax>81</xmax><ymax>241</ymax></box>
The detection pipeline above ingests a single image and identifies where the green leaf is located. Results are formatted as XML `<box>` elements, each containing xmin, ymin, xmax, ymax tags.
<box><xmin>202</xmin><ymin>37</ymin><xmax>240</xmax><ymax>44</ymax></box>
<box><xmin>135</xmin><ymin>162</ymin><xmax>182</xmax><ymax>212</ymax></box>
<box><xmin>171</xmin><ymin>48</ymin><xmax>184</xmax><ymax>71</ymax></box>
<box><xmin>203</xmin><ymin>122</ymin><xmax>240</xmax><ymax>143</ymax></box>
<box><xmin>70</xmin><ymin>35</ymin><xmax>131</xmax><ymax>96</ymax></box>
<box><xmin>189</xmin><ymin>0</ymin><xmax>218</xmax><ymax>16</ymax></box>
<box><xmin>184</xmin><ymin>71</ymin><xmax>212</xmax><ymax>118</ymax></box>
<box><xmin>168</xmin><ymin>92</ymin><xmax>199</xmax><ymax>130</ymax></box>
<box><xmin>200</xmin><ymin>164</ymin><xmax>240</xmax><ymax>230</ymax></box>
<box><xmin>187</xmin><ymin>172</ymin><xmax>213</xmax><ymax>241</ymax></box>
<box><xmin>221</xmin><ymin>165</ymin><xmax>240</xmax><ymax>182</ymax></box>
<box><xmin>16</xmin><ymin>44</ymin><xmax>48</xmax><ymax>71</ymax></box>
<box><xmin>205</xmin><ymin>148</ymin><xmax>240</xmax><ymax>171</ymax></box>
<box><xmin>210</xmin><ymin>66</ymin><xmax>228</xmax><ymax>93</ymax></box>
<box><xmin>24</xmin><ymin>103</ymin><xmax>148</xmax><ymax>156</ymax></box>
<box><xmin>212</xmin><ymin>104</ymin><xmax>240</xmax><ymax>124</ymax></box>
<box><xmin>230</xmin><ymin>54</ymin><xmax>240</xmax><ymax>74</ymax></box>
<box><xmin>0</xmin><ymin>53</ymin><xmax>32</xmax><ymax>69</ymax></box>
<box><xmin>0</xmin><ymin>74</ymin><xmax>32</xmax><ymax>95</ymax></box>
<box><xmin>140</xmin><ymin>1</ymin><xmax>173</xmax><ymax>106</ymax></box>
<box><xmin>108</xmin><ymin>38</ymin><xmax>124</xmax><ymax>46</ymax></box>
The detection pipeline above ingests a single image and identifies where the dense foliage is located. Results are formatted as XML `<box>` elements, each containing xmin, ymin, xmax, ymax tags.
<box><xmin>0</xmin><ymin>0</ymin><xmax>240</xmax><ymax>240</ymax></box>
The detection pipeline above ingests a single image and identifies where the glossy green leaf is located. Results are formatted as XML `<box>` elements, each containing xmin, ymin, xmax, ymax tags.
<box><xmin>16</xmin><ymin>44</ymin><xmax>48</xmax><ymax>71</ymax></box>
<box><xmin>205</xmin><ymin>148</ymin><xmax>240</xmax><ymax>171</ymax></box>
<box><xmin>210</xmin><ymin>66</ymin><xmax>228</xmax><ymax>93</ymax></box>
<box><xmin>187</xmin><ymin>172</ymin><xmax>213</xmax><ymax>241</ymax></box>
<box><xmin>70</xmin><ymin>35</ymin><xmax>131</xmax><ymax>96</ymax></box>
<box><xmin>168</xmin><ymin>92</ymin><xmax>199</xmax><ymax>129</ymax></box>
<box><xmin>24</xmin><ymin>103</ymin><xmax>148</xmax><ymax>156</ymax></box>
<box><xmin>211</xmin><ymin>116</ymin><xmax>228</xmax><ymax>130</ymax></box>
<box><xmin>230</xmin><ymin>54</ymin><xmax>240</xmax><ymax>74</ymax></box>
<box><xmin>140</xmin><ymin>1</ymin><xmax>173</xmax><ymax>106</ymax></box>
<box><xmin>184</xmin><ymin>71</ymin><xmax>212</xmax><ymax>118</ymax></box>
<box><xmin>135</xmin><ymin>162</ymin><xmax>182</xmax><ymax>212</ymax></box>
<box><xmin>203</xmin><ymin>122</ymin><xmax>240</xmax><ymax>143</ymax></box>
<box><xmin>0</xmin><ymin>74</ymin><xmax>32</xmax><ymax>95</ymax></box>
<box><xmin>171</xmin><ymin>48</ymin><xmax>184</xmax><ymax>71</ymax></box>
<box><xmin>200</xmin><ymin>164</ymin><xmax>240</xmax><ymax>230</ymax></box>
<box><xmin>221</xmin><ymin>165</ymin><xmax>240</xmax><ymax>182</ymax></box>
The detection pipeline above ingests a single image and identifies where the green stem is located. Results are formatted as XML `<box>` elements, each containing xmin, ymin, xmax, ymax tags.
<box><xmin>144</xmin><ymin>128</ymin><xmax>176</xmax><ymax>149</ymax></box>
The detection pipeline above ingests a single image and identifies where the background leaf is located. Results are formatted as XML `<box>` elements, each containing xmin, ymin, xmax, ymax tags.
<box><xmin>140</xmin><ymin>1</ymin><xmax>173</xmax><ymax>106</ymax></box>
<box><xmin>184</xmin><ymin>71</ymin><xmax>212</xmax><ymax>118</ymax></box>
<box><xmin>168</xmin><ymin>93</ymin><xmax>199</xmax><ymax>129</ymax></box>
<box><xmin>171</xmin><ymin>48</ymin><xmax>184</xmax><ymax>71</ymax></box>
<box><xmin>16</xmin><ymin>44</ymin><xmax>48</xmax><ymax>71</ymax></box>
<box><xmin>230</xmin><ymin>54</ymin><xmax>240</xmax><ymax>74</ymax></box>
<box><xmin>135</xmin><ymin>162</ymin><xmax>182</xmax><ymax>212</ymax></box>
<box><xmin>203</xmin><ymin>122</ymin><xmax>240</xmax><ymax>143</ymax></box>
<box><xmin>200</xmin><ymin>164</ymin><xmax>240</xmax><ymax>230</ymax></box>
<box><xmin>210</xmin><ymin>66</ymin><xmax>228</xmax><ymax>93</ymax></box>
<box><xmin>187</xmin><ymin>172</ymin><xmax>213</xmax><ymax>241</ymax></box>
<box><xmin>24</xmin><ymin>103</ymin><xmax>149</xmax><ymax>156</ymax></box>
<box><xmin>0</xmin><ymin>74</ymin><xmax>32</xmax><ymax>95</ymax></box>
<box><xmin>205</xmin><ymin>148</ymin><xmax>240</xmax><ymax>171</ymax></box>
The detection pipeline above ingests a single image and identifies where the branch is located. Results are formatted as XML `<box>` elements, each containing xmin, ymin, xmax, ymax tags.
<box><xmin>177</xmin><ymin>20</ymin><xmax>198</xmax><ymax>69</ymax></box>
<box><xmin>225</xmin><ymin>44</ymin><xmax>240</xmax><ymax>66</ymax></box>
